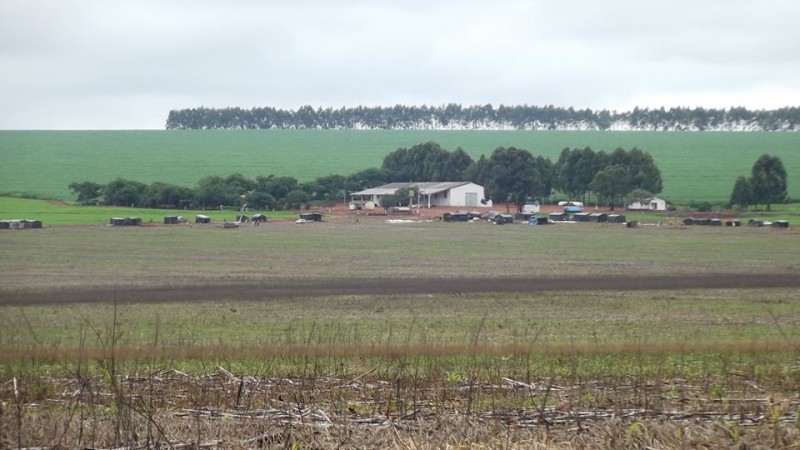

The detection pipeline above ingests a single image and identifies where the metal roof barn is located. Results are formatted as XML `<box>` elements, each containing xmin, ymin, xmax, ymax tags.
<box><xmin>351</xmin><ymin>182</ymin><xmax>490</xmax><ymax>208</ymax></box>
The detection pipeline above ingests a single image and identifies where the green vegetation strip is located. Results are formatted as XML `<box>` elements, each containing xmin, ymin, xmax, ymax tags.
<box><xmin>2</xmin><ymin>288</ymin><xmax>799</xmax><ymax>384</ymax></box>
<box><xmin>0</xmin><ymin>196</ymin><xmax>295</xmax><ymax>225</ymax></box>
<box><xmin>2</xmin><ymin>289</ymin><xmax>798</xmax><ymax>352</ymax></box>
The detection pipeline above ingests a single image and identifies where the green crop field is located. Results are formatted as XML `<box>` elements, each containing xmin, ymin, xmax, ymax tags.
<box><xmin>1</xmin><ymin>130</ymin><xmax>798</xmax><ymax>203</ymax></box>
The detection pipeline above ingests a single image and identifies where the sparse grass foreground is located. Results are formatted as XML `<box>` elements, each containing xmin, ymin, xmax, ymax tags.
<box><xmin>2</xmin><ymin>289</ymin><xmax>800</xmax><ymax>449</ymax></box>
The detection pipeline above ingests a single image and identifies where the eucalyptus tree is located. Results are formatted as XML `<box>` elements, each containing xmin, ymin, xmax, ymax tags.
<box><xmin>749</xmin><ymin>154</ymin><xmax>787</xmax><ymax>210</ymax></box>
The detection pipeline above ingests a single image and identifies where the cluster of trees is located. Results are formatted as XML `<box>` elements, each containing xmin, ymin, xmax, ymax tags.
<box><xmin>554</xmin><ymin>147</ymin><xmax>662</xmax><ymax>208</ymax></box>
<box><xmin>69</xmin><ymin>174</ymin><xmax>354</xmax><ymax>210</ymax></box>
<box><xmin>70</xmin><ymin>142</ymin><xmax>662</xmax><ymax>211</ymax></box>
<box><xmin>730</xmin><ymin>155</ymin><xmax>788</xmax><ymax>210</ymax></box>
<box><xmin>373</xmin><ymin>143</ymin><xmax>662</xmax><ymax>210</ymax></box>
<box><xmin>166</xmin><ymin>104</ymin><xmax>800</xmax><ymax>131</ymax></box>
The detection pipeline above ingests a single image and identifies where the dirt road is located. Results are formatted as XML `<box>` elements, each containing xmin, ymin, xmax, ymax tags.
<box><xmin>1</xmin><ymin>273</ymin><xmax>798</xmax><ymax>306</ymax></box>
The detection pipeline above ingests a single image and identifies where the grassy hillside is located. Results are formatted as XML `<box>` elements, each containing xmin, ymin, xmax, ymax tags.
<box><xmin>1</xmin><ymin>130</ymin><xmax>798</xmax><ymax>203</ymax></box>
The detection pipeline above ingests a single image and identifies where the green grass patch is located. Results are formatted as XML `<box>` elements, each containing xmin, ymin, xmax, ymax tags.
<box><xmin>0</xmin><ymin>196</ymin><xmax>295</xmax><ymax>225</ymax></box>
<box><xmin>2</xmin><ymin>289</ymin><xmax>798</xmax><ymax>352</ymax></box>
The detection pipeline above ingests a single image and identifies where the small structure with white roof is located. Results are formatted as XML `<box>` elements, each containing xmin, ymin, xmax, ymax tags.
<box><xmin>350</xmin><ymin>182</ymin><xmax>491</xmax><ymax>209</ymax></box>
<box><xmin>626</xmin><ymin>197</ymin><xmax>667</xmax><ymax>211</ymax></box>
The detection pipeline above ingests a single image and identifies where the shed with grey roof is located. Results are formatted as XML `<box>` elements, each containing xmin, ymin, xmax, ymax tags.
<box><xmin>350</xmin><ymin>182</ymin><xmax>491</xmax><ymax>208</ymax></box>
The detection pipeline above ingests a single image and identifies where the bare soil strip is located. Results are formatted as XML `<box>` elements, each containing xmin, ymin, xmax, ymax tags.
<box><xmin>2</xmin><ymin>273</ymin><xmax>798</xmax><ymax>306</ymax></box>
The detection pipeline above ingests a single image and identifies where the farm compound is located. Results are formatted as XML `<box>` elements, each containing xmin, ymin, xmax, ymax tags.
<box><xmin>350</xmin><ymin>182</ymin><xmax>491</xmax><ymax>209</ymax></box>
<box><xmin>110</xmin><ymin>217</ymin><xmax>141</xmax><ymax>226</ymax></box>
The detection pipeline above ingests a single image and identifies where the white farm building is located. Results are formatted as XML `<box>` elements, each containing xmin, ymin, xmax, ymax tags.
<box><xmin>626</xmin><ymin>197</ymin><xmax>667</xmax><ymax>211</ymax></box>
<box><xmin>350</xmin><ymin>182</ymin><xmax>491</xmax><ymax>209</ymax></box>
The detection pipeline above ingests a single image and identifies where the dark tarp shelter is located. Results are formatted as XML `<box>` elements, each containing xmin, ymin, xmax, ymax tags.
<box><xmin>444</xmin><ymin>211</ymin><xmax>470</xmax><ymax>222</ymax></box>
<box><xmin>299</xmin><ymin>212</ymin><xmax>324</xmax><ymax>222</ymax></box>
<box><xmin>588</xmin><ymin>213</ymin><xmax>608</xmax><ymax>223</ymax></box>
<box><xmin>494</xmin><ymin>214</ymin><xmax>514</xmax><ymax>225</ymax></box>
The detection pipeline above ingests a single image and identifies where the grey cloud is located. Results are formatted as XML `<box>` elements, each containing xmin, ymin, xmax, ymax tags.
<box><xmin>1</xmin><ymin>0</ymin><xmax>799</xmax><ymax>129</ymax></box>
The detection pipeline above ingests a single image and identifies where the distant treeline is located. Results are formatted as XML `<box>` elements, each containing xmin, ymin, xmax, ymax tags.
<box><xmin>69</xmin><ymin>142</ymin><xmax>662</xmax><ymax>211</ymax></box>
<box><xmin>166</xmin><ymin>104</ymin><xmax>800</xmax><ymax>131</ymax></box>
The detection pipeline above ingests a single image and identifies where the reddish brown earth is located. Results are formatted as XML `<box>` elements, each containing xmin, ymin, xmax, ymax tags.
<box><xmin>2</xmin><ymin>273</ymin><xmax>798</xmax><ymax>306</ymax></box>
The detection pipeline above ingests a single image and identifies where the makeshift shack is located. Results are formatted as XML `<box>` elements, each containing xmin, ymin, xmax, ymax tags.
<box><xmin>0</xmin><ymin>220</ymin><xmax>39</xmax><ymax>229</ymax></box>
<box><xmin>772</xmin><ymin>220</ymin><xmax>789</xmax><ymax>228</ymax></box>
<box><xmin>110</xmin><ymin>217</ymin><xmax>141</xmax><ymax>226</ymax></box>
<box><xmin>21</xmin><ymin>219</ymin><xmax>42</xmax><ymax>229</ymax></box>
<box><xmin>626</xmin><ymin>220</ymin><xmax>639</xmax><ymax>228</ymax></box>
<box><xmin>588</xmin><ymin>213</ymin><xmax>608</xmax><ymax>223</ymax></box>
<box><xmin>549</xmin><ymin>212</ymin><xmax>569</xmax><ymax>222</ymax></box>
<box><xmin>481</xmin><ymin>211</ymin><xmax>500</xmax><ymax>222</ymax></box>
<box><xmin>164</xmin><ymin>215</ymin><xmax>179</xmax><ymax>224</ymax></box>
<box><xmin>606</xmin><ymin>214</ymin><xmax>626</xmax><ymax>223</ymax></box>
<box><xmin>252</xmin><ymin>213</ymin><xmax>267</xmax><ymax>223</ymax></box>
<box><xmin>573</xmin><ymin>213</ymin><xmax>591</xmax><ymax>222</ymax></box>
<box><xmin>443</xmin><ymin>211</ymin><xmax>469</xmax><ymax>222</ymax></box>
<box><xmin>494</xmin><ymin>214</ymin><xmax>514</xmax><ymax>225</ymax></box>
<box><xmin>725</xmin><ymin>220</ymin><xmax>741</xmax><ymax>227</ymax></box>
<box><xmin>299</xmin><ymin>212</ymin><xmax>324</xmax><ymax>222</ymax></box>
<box><xmin>195</xmin><ymin>215</ymin><xmax>212</xmax><ymax>224</ymax></box>
<box><xmin>683</xmin><ymin>217</ymin><xmax>711</xmax><ymax>226</ymax></box>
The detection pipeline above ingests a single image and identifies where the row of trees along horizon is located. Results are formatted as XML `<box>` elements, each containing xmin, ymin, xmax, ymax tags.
<box><xmin>165</xmin><ymin>104</ymin><xmax>800</xmax><ymax>131</ymax></box>
<box><xmin>68</xmin><ymin>142</ymin><xmax>789</xmax><ymax>212</ymax></box>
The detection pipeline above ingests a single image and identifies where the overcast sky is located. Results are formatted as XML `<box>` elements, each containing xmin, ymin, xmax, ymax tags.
<box><xmin>2</xmin><ymin>0</ymin><xmax>799</xmax><ymax>130</ymax></box>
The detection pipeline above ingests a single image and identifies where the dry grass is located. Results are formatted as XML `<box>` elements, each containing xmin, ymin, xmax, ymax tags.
<box><xmin>3</xmin><ymin>368</ymin><xmax>798</xmax><ymax>449</ymax></box>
